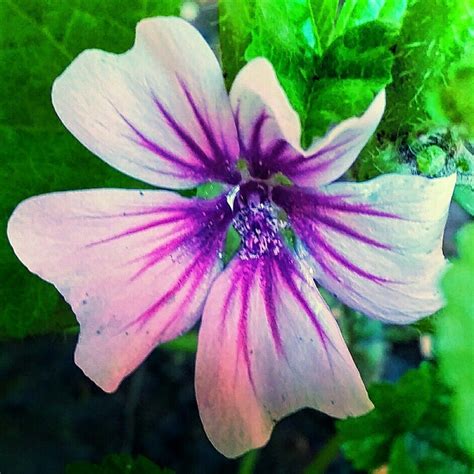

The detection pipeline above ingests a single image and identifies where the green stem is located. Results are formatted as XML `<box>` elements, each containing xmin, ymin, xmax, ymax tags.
<box><xmin>238</xmin><ymin>449</ymin><xmax>259</xmax><ymax>474</ymax></box>
<box><xmin>304</xmin><ymin>434</ymin><xmax>342</xmax><ymax>474</ymax></box>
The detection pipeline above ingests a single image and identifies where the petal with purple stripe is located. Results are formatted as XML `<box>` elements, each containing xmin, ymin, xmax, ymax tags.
<box><xmin>230</xmin><ymin>58</ymin><xmax>384</xmax><ymax>186</ymax></box>
<box><xmin>273</xmin><ymin>174</ymin><xmax>456</xmax><ymax>323</ymax></box>
<box><xmin>195</xmin><ymin>250</ymin><xmax>371</xmax><ymax>458</ymax></box>
<box><xmin>52</xmin><ymin>17</ymin><xmax>240</xmax><ymax>189</ymax></box>
<box><xmin>7</xmin><ymin>189</ymin><xmax>232</xmax><ymax>391</ymax></box>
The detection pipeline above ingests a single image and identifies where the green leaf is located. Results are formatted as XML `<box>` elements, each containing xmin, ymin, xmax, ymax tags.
<box><xmin>219</xmin><ymin>0</ymin><xmax>314</xmax><ymax>118</ymax></box>
<box><xmin>243</xmin><ymin>0</ymin><xmax>315</xmax><ymax>120</ymax></box>
<box><xmin>223</xmin><ymin>226</ymin><xmax>241</xmax><ymax>264</ymax></box>
<box><xmin>338</xmin><ymin>363</ymin><xmax>472</xmax><ymax>472</ymax></box>
<box><xmin>219</xmin><ymin>1</ymin><xmax>402</xmax><ymax>149</ymax></box>
<box><xmin>66</xmin><ymin>453</ymin><xmax>174</xmax><ymax>474</ymax></box>
<box><xmin>0</xmin><ymin>0</ymin><xmax>181</xmax><ymax>339</ymax></box>
<box><xmin>218</xmin><ymin>0</ymin><xmax>255</xmax><ymax>89</ymax></box>
<box><xmin>436</xmin><ymin>223</ymin><xmax>474</xmax><ymax>458</ymax></box>
<box><xmin>337</xmin><ymin>363</ymin><xmax>432</xmax><ymax>470</ymax></box>
<box><xmin>333</xmin><ymin>0</ymin><xmax>407</xmax><ymax>40</ymax></box>
<box><xmin>308</xmin><ymin>0</ymin><xmax>339</xmax><ymax>55</ymax></box>
<box><xmin>338</xmin><ymin>310</ymin><xmax>389</xmax><ymax>384</ymax></box>
<box><xmin>303</xmin><ymin>21</ymin><xmax>397</xmax><ymax>143</ymax></box>
<box><xmin>389</xmin><ymin>435</ymin><xmax>419</xmax><ymax>474</ymax></box>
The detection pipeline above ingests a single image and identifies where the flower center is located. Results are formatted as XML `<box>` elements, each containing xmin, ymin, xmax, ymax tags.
<box><xmin>232</xmin><ymin>182</ymin><xmax>284</xmax><ymax>260</ymax></box>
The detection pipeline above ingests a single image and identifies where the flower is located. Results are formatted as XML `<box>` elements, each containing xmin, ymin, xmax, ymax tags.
<box><xmin>7</xmin><ymin>17</ymin><xmax>455</xmax><ymax>458</ymax></box>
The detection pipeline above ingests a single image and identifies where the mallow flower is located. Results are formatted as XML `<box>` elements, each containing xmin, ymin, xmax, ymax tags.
<box><xmin>7</xmin><ymin>17</ymin><xmax>455</xmax><ymax>457</ymax></box>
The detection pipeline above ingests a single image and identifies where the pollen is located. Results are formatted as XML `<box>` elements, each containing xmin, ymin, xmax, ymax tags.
<box><xmin>232</xmin><ymin>200</ymin><xmax>284</xmax><ymax>260</ymax></box>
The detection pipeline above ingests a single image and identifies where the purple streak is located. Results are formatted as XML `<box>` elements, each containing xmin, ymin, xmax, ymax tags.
<box><xmin>275</xmin><ymin>253</ymin><xmax>328</xmax><ymax>347</ymax></box>
<box><xmin>85</xmin><ymin>215</ymin><xmax>188</xmax><ymax>248</ymax></box>
<box><xmin>151</xmin><ymin>91</ymin><xmax>217</xmax><ymax>171</ymax></box>
<box><xmin>306</xmin><ymin>213</ymin><xmax>392</xmax><ymax>250</ymax></box>
<box><xmin>119</xmin><ymin>112</ymin><xmax>205</xmax><ymax>176</ymax></box>
<box><xmin>273</xmin><ymin>186</ymin><xmax>401</xmax><ymax>220</ymax></box>
<box><xmin>177</xmin><ymin>77</ymin><xmax>240</xmax><ymax>184</ymax></box>
<box><xmin>304</xmin><ymin>228</ymin><xmax>395</xmax><ymax>284</ymax></box>
<box><xmin>261</xmin><ymin>258</ymin><xmax>284</xmax><ymax>357</ymax></box>
<box><xmin>237</xmin><ymin>264</ymin><xmax>257</xmax><ymax>392</ymax></box>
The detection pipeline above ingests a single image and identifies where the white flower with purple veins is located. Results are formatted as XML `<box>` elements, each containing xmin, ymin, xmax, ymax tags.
<box><xmin>7</xmin><ymin>18</ymin><xmax>455</xmax><ymax>457</ymax></box>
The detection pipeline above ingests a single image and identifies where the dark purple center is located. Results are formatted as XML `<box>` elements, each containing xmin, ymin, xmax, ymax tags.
<box><xmin>232</xmin><ymin>182</ymin><xmax>284</xmax><ymax>260</ymax></box>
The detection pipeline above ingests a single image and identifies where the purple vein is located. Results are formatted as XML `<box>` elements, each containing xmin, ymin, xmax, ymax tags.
<box><xmin>118</xmin><ymin>111</ymin><xmax>204</xmax><ymax>174</ymax></box>
<box><xmin>177</xmin><ymin>78</ymin><xmax>229</xmax><ymax>166</ymax></box>
<box><xmin>275</xmin><ymin>255</ymin><xmax>329</xmax><ymax>348</ymax></box>
<box><xmin>124</xmin><ymin>250</ymin><xmax>206</xmax><ymax>331</ymax></box>
<box><xmin>308</xmin><ymin>213</ymin><xmax>392</xmax><ymax>249</ymax></box>
<box><xmin>237</xmin><ymin>266</ymin><xmax>257</xmax><ymax>393</ymax></box>
<box><xmin>128</xmin><ymin>228</ymin><xmax>197</xmax><ymax>282</ymax></box>
<box><xmin>247</xmin><ymin>112</ymin><xmax>269</xmax><ymax>172</ymax></box>
<box><xmin>217</xmin><ymin>268</ymin><xmax>244</xmax><ymax>342</ymax></box>
<box><xmin>289</xmin><ymin>135</ymin><xmax>357</xmax><ymax>168</ymax></box>
<box><xmin>261</xmin><ymin>259</ymin><xmax>284</xmax><ymax>357</ymax></box>
<box><xmin>308</xmin><ymin>228</ymin><xmax>395</xmax><ymax>284</ymax></box>
<box><xmin>151</xmin><ymin>91</ymin><xmax>216</xmax><ymax>170</ymax></box>
<box><xmin>313</xmin><ymin>196</ymin><xmax>402</xmax><ymax>219</ymax></box>
<box><xmin>85</xmin><ymin>215</ymin><xmax>188</xmax><ymax>248</ymax></box>
<box><xmin>153</xmin><ymin>254</ymin><xmax>213</xmax><ymax>341</ymax></box>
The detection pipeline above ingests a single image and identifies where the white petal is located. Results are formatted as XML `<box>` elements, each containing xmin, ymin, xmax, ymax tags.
<box><xmin>273</xmin><ymin>174</ymin><xmax>456</xmax><ymax>323</ymax></box>
<box><xmin>196</xmin><ymin>251</ymin><xmax>371</xmax><ymax>458</ymax></box>
<box><xmin>52</xmin><ymin>17</ymin><xmax>240</xmax><ymax>189</ymax></box>
<box><xmin>8</xmin><ymin>189</ymin><xmax>231</xmax><ymax>391</ymax></box>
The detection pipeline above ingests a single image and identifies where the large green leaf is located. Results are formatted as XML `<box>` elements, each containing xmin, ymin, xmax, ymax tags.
<box><xmin>0</xmin><ymin>0</ymin><xmax>182</xmax><ymax>339</ymax></box>
<box><xmin>219</xmin><ymin>1</ymin><xmax>402</xmax><ymax>148</ymax></box>
<box><xmin>303</xmin><ymin>20</ymin><xmax>398</xmax><ymax>144</ymax></box>
<box><xmin>436</xmin><ymin>223</ymin><xmax>474</xmax><ymax>458</ymax></box>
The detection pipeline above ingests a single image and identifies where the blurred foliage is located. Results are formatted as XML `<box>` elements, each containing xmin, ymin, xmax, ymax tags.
<box><xmin>379</xmin><ymin>0</ymin><xmax>473</xmax><ymax>137</ymax></box>
<box><xmin>0</xmin><ymin>0</ymin><xmax>182</xmax><ymax>338</ymax></box>
<box><xmin>161</xmin><ymin>331</ymin><xmax>198</xmax><ymax>353</ymax></box>
<box><xmin>338</xmin><ymin>224</ymin><xmax>474</xmax><ymax>470</ymax></box>
<box><xmin>350</xmin><ymin>0</ymin><xmax>473</xmax><ymax>185</ymax></box>
<box><xmin>337</xmin><ymin>363</ymin><xmax>472</xmax><ymax>473</ymax></box>
<box><xmin>427</xmin><ymin>62</ymin><xmax>474</xmax><ymax>139</ymax></box>
<box><xmin>66</xmin><ymin>453</ymin><xmax>174</xmax><ymax>473</ymax></box>
<box><xmin>436</xmin><ymin>223</ymin><xmax>474</xmax><ymax>458</ymax></box>
<box><xmin>453</xmin><ymin>145</ymin><xmax>474</xmax><ymax>215</ymax></box>
<box><xmin>454</xmin><ymin>183</ymin><xmax>474</xmax><ymax>216</ymax></box>
<box><xmin>339</xmin><ymin>310</ymin><xmax>389</xmax><ymax>384</ymax></box>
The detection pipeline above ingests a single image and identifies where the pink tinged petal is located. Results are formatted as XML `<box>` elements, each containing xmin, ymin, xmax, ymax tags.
<box><xmin>195</xmin><ymin>250</ymin><xmax>371</xmax><ymax>458</ymax></box>
<box><xmin>273</xmin><ymin>174</ymin><xmax>457</xmax><ymax>323</ymax></box>
<box><xmin>52</xmin><ymin>17</ymin><xmax>240</xmax><ymax>189</ymax></box>
<box><xmin>229</xmin><ymin>58</ymin><xmax>385</xmax><ymax>186</ymax></box>
<box><xmin>7</xmin><ymin>190</ymin><xmax>231</xmax><ymax>392</ymax></box>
